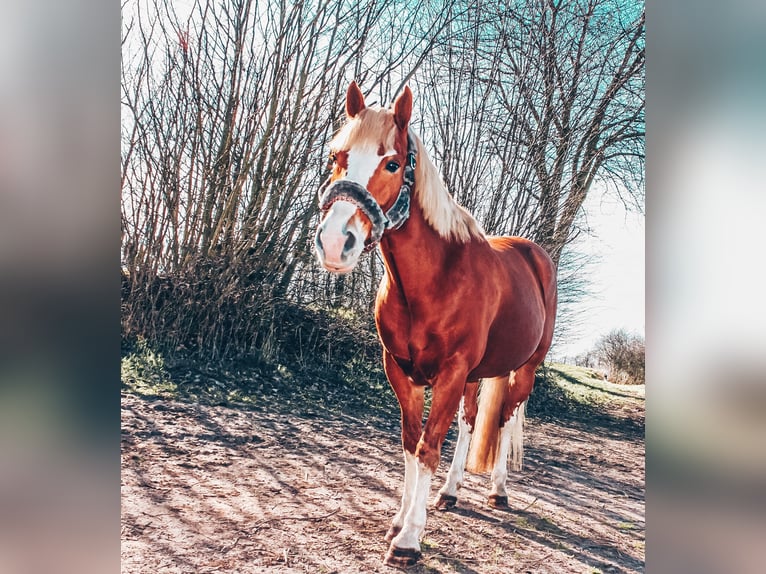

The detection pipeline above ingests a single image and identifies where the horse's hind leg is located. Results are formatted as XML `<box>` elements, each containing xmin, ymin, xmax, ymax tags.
<box><xmin>435</xmin><ymin>382</ymin><xmax>478</xmax><ymax>510</ymax></box>
<box><xmin>488</xmin><ymin>363</ymin><xmax>535</xmax><ymax>508</ymax></box>
<box><xmin>488</xmin><ymin>397</ymin><xmax>526</xmax><ymax>508</ymax></box>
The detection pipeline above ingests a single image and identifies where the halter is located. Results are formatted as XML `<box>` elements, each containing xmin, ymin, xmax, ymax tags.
<box><xmin>318</xmin><ymin>134</ymin><xmax>417</xmax><ymax>253</ymax></box>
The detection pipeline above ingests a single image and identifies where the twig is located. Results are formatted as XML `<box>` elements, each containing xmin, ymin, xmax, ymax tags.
<box><xmin>140</xmin><ymin>510</ymin><xmax>174</xmax><ymax>518</ymax></box>
<box><xmin>220</xmin><ymin>536</ymin><xmax>241</xmax><ymax>554</ymax></box>
<box><xmin>427</xmin><ymin>553</ymin><xmax>482</xmax><ymax>564</ymax></box>
<box><xmin>251</xmin><ymin>508</ymin><xmax>340</xmax><ymax>531</ymax></box>
<box><xmin>520</xmin><ymin>497</ymin><xmax>539</xmax><ymax>512</ymax></box>
<box><xmin>526</xmin><ymin>551</ymin><xmax>556</xmax><ymax>568</ymax></box>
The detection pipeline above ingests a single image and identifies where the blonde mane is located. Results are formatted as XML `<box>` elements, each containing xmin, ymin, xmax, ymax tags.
<box><xmin>411</xmin><ymin>132</ymin><xmax>485</xmax><ymax>243</ymax></box>
<box><xmin>330</xmin><ymin>107</ymin><xmax>485</xmax><ymax>243</ymax></box>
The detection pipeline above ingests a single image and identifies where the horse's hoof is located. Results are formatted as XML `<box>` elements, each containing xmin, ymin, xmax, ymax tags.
<box><xmin>435</xmin><ymin>494</ymin><xmax>457</xmax><ymax>510</ymax></box>
<box><xmin>488</xmin><ymin>494</ymin><xmax>508</xmax><ymax>508</ymax></box>
<box><xmin>384</xmin><ymin>525</ymin><xmax>401</xmax><ymax>543</ymax></box>
<box><xmin>384</xmin><ymin>545</ymin><xmax>422</xmax><ymax>568</ymax></box>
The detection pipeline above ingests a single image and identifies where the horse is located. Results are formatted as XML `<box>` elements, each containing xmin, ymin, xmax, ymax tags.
<box><xmin>314</xmin><ymin>81</ymin><xmax>557</xmax><ymax>567</ymax></box>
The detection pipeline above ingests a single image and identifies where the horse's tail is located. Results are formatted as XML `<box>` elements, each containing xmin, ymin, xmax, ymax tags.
<box><xmin>465</xmin><ymin>376</ymin><xmax>507</xmax><ymax>474</ymax></box>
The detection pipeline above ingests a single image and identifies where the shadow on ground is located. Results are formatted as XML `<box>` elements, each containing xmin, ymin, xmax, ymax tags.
<box><xmin>122</xmin><ymin>361</ymin><xmax>645</xmax><ymax>573</ymax></box>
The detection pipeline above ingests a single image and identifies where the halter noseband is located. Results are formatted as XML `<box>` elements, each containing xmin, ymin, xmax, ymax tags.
<box><xmin>318</xmin><ymin>134</ymin><xmax>417</xmax><ymax>253</ymax></box>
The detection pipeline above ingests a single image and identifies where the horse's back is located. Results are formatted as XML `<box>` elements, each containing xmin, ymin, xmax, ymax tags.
<box><xmin>487</xmin><ymin>236</ymin><xmax>557</xmax><ymax>302</ymax></box>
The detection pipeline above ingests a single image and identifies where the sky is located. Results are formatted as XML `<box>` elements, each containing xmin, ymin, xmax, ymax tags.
<box><xmin>552</xmin><ymin>188</ymin><xmax>645</xmax><ymax>360</ymax></box>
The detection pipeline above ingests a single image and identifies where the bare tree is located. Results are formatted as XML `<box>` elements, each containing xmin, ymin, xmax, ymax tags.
<box><xmin>497</xmin><ymin>0</ymin><xmax>644</xmax><ymax>263</ymax></box>
<box><xmin>121</xmin><ymin>0</ymin><xmax>643</xmax><ymax>360</ymax></box>
<box><xmin>416</xmin><ymin>0</ymin><xmax>644</xmax><ymax>265</ymax></box>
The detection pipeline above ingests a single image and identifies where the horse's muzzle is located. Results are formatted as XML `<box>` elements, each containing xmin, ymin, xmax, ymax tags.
<box><xmin>315</xmin><ymin>199</ymin><xmax>366</xmax><ymax>273</ymax></box>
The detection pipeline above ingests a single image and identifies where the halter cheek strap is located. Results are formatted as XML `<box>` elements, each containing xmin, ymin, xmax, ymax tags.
<box><xmin>385</xmin><ymin>138</ymin><xmax>416</xmax><ymax>231</ymax></box>
<box><xmin>318</xmin><ymin>134</ymin><xmax>417</xmax><ymax>252</ymax></box>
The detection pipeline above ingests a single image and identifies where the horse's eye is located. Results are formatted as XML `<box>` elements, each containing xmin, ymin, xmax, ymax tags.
<box><xmin>385</xmin><ymin>161</ymin><xmax>400</xmax><ymax>173</ymax></box>
<box><xmin>327</xmin><ymin>153</ymin><xmax>337</xmax><ymax>169</ymax></box>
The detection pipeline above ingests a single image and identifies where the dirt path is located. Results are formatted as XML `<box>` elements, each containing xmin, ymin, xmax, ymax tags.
<box><xmin>121</xmin><ymin>373</ymin><xmax>644</xmax><ymax>573</ymax></box>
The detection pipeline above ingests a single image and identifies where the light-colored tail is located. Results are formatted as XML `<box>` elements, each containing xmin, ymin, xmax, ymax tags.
<box><xmin>465</xmin><ymin>376</ymin><xmax>507</xmax><ymax>474</ymax></box>
<box><xmin>509</xmin><ymin>399</ymin><xmax>526</xmax><ymax>471</ymax></box>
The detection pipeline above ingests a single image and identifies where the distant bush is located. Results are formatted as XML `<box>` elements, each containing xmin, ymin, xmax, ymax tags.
<box><xmin>594</xmin><ymin>329</ymin><xmax>645</xmax><ymax>385</ymax></box>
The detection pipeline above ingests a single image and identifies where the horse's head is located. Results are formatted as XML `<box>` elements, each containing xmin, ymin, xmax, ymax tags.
<box><xmin>315</xmin><ymin>81</ymin><xmax>415</xmax><ymax>274</ymax></box>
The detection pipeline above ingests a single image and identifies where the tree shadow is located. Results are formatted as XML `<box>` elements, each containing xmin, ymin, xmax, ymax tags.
<box><xmin>122</xmin><ymin>352</ymin><xmax>644</xmax><ymax>573</ymax></box>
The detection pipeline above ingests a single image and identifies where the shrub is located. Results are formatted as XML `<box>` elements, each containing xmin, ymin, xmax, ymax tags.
<box><xmin>594</xmin><ymin>329</ymin><xmax>645</xmax><ymax>384</ymax></box>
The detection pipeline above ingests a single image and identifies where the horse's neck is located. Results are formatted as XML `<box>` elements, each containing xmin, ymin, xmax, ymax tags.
<box><xmin>379</xmin><ymin>203</ymin><xmax>452</xmax><ymax>298</ymax></box>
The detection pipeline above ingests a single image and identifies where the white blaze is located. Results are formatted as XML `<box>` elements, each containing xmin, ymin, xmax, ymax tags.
<box><xmin>316</xmin><ymin>145</ymin><xmax>397</xmax><ymax>272</ymax></box>
<box><xmin>344</xmin><ymin>146</ymin><xmax>397</xmax><ymax>187</ymax></box>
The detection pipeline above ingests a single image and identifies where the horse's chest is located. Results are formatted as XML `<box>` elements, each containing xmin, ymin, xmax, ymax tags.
<box><xmin>376</xmin><ymin>302</ymin><xmax>412</xmax><ymax>360</ymax></box>
<box><xmin>376</xmin><ymin>299</ymin><xmax>451</xmax><ymax>384</ymax></box>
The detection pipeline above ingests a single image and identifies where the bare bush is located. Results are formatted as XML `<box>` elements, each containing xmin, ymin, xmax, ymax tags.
<box><xmin>594</xmin><ymin>329</ymin><xmax>645</xmax><ymax>384</ymax></box>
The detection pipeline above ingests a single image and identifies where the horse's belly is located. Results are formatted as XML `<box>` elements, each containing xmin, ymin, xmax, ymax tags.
<box><xmin>468</xmin><ymin>345</ymin><xmax>533</xmax><ymax>379</ymax></box>
<box><xmin>468</xmin><ymin>314</ymin><xmax>544</xmax><ymax>378</ymax></box>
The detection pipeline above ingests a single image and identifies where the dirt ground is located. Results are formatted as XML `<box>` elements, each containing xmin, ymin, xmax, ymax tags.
<box><xmin>121</xmin><ymin>375</ymin><xmax>644</xmax><ymax>573</ymax></box>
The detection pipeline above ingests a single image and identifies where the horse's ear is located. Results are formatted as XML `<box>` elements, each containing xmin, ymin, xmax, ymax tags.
<box><xmin>346</xmin><ymin>81</ymin><xmax>366</xmax><ymax>118</ymax></box>
<box><xmin>393</xmin><ymin>86</ymin><xmax>412</xmax><ymax>131</ymax></box>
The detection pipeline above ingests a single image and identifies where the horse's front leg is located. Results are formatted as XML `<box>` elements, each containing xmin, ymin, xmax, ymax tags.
<box><xmin>385</xmin><ymin>364</ymin><xmax>466</xmax><ymax>567</ymax></box>
<box><xmin>382</xmin><ymin>353</ymin><xmax>425</xmax><ymax>545</ymax></box>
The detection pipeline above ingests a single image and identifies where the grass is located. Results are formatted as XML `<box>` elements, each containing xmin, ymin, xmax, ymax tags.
<box><xmin>121</xmin><ymin>339</ymin><xmax>643</xmax><ymax>437</ymax></box>
<box><xmin>514</xmin><ymin>516</ymin><xmax>533</xmax><ymax>530</ymax></box>
<box><xmin>121</xmin><ymin>339</ymin><xmax>177</xmax><ymax>398</ymax></box>
<box><xmin>545</xmin><ymin>363</ymin><xmax>644</xmax><ymax>404</ymax></box>
<box><xmin>121</xmin><ymin>336</ymin><xmax>400</xmax><ymax>429</ymax></box>
<box><xmin>551</xmin><ymin>363</ymin><xmax>643</xmax><ymax>395</ymax></box>
<box><xmin>528</xmin><ymin>361</ymin><xmax>644</xmax><ymax>419</ymax></box>
<box><xmin>524</xmin><ymin>362</ymin><xmax>645</xmax><ymax>443</ymax></box>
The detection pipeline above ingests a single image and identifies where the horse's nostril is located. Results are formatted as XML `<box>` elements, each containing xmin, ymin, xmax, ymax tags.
<box><xmin>344</xmin><ymin>231</ymin><xmax>356</xmax><ymax>252</ymax></box>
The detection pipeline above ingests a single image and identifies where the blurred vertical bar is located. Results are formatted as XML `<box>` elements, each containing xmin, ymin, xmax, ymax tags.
<box><xmin>0</xmin><ymin>0</ymin><xmax>118</xmax><ymax>572</ymax></box>
<box><xmin>649</xmin><ymin>0</ymin><xmax>766</xmax><ymax>571</ymax></box>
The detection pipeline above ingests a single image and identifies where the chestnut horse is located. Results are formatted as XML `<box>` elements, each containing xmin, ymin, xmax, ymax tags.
<box><xmin>314</xmin><ymin>82</ymin><xmax>557</xmax><ymax>567</ymax></box>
